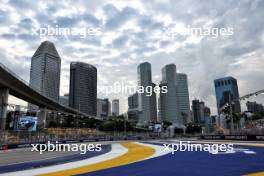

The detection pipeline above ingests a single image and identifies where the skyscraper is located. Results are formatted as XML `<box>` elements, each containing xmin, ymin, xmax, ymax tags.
<box><xmin>69</xmin><ymin>62</ymin><xmax>97</xmax><ymax>116</ymax></box>
<box><xmin>246</xmin><ymin>101</ymin><xmax>264</xmax><ymax>113</ymax></box>
<box><xmin>97</xmin><ymin>98</ymin><xmax>111</xmax><ymax>120</ymax></box>
<box><xmin>150</xmin><ymin>83</ymin><xmax>157</xmax><ymax>122</ymax></box>
<box><xmin>176</xmin><ymin>73</ymin><xmax>191</xmax><ymax>124</ymax></box>
<box><xmin>160</xmin><ymin>64</ymin><xmax>181</xmax><ymax>124</ymax></box>
<box><xmin>192</xmin><ymin>99</ymin><xmax>207</xmax><ymax>125</ymax></box>
<box><xmin>128</xmin><ymin>93</ymin><xmax>140</xmax><ymax>121</ymax></box>
<box><xmin>214</xmin><ymin>76</ymin><xmax>241</xmax><ymax>114</ymax></box>
<box><xmin>29</xmin><ymin>41</ymin><xmax>61</xmax><ymax>110</ymax></box>
<box><xmin>112</xmin><ymin>99</ymin><xmax>119</xmax><ymax>116</ymax></box>
<box><xmin>128</xmin><ymin>93</ymin><xmax>139</xmax><ymax>110</ymax></box>
<box><xmin>137</xmin><ymin>62</ymin><xmax>157</xmax><ymax>125</ymax></box>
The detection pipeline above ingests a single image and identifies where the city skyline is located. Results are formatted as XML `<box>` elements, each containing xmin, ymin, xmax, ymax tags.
<box><xmin>0</xmin><ymin>0</ymin><xmax>263</xmax><ymax>114</ymax></box>
<box><xmin>0</xmin><ymin>1</ymin><xmax>264</xmax><ymax>176</ymax></box>
<box><xmin>2</xmin><ymin>39</ymin><xmax>263</xmax><ymax>116</ymax></box>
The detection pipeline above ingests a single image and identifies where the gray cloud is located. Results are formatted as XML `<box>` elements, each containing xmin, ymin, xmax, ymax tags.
<box><xmin>104</xmin><ymin>6</ymin><xmax>138</xmax><ymax>30</ymax></box>
<box><xmin>0</xmin><ymin>0</ymin><xmax>263</xmax><ymax>113</ymax></box>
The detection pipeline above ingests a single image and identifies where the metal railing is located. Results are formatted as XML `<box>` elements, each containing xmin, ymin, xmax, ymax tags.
<box><xmin>0</xmin><ymin>128</ymin><xmax>159</xmax><ymax>145</ymax></box>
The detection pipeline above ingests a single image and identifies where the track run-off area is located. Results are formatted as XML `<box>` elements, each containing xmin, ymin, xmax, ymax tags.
<box><xmin>0</xmin><ymin>140</ymin><xmax>264</xmax><ymax>176</ymax></box>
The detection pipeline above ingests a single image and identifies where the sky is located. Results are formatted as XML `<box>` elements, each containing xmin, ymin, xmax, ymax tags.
<box><xmin>0</xmin><ymin>0</ymin><xmax>263</xmax><ymax>114</ymax></box>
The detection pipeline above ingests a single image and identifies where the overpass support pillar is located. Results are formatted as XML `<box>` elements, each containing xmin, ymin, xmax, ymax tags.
<box><xmin>0</xmin><ymin>88</ymin><xmax>9</xmax><ymax>130</ymax></box>
<box><xmin>38</xmin><ymin>108</ymin><xmax>47</xmax><ymax>129</ymax></box>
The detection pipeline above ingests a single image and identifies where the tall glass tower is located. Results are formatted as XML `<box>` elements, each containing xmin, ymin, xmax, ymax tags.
<box><xmin>214</xmin><ymin>76</ymin><xmax>241</xmax><ymax>114</ymax></box>
<box><xmin>160</xmin><ymin>64</ymin><xmax>181</xmax><ymax>124</ymax></box>
<box><xmin>69</xmin><ymin>62</ymin><xmax>97</xmax><ymax>116</ymax></box>
<box><xmin>176</xmin><ymin>73</ymin><xmax>190</xmax><ymax>124</ymax></box>
<box><xmin>29</xmin><ymin>41</ymin><xmax>61</xmax><ymax>110</ymax></box>
<box><xmin>112</xmin><ymin>99</ymin><xmax>119</xmax><ymax>116</ymax></box>
<box><xmin>137</xmin><ymin>62</ymin><xmax>157</xmax><ymax>125</ymax></box>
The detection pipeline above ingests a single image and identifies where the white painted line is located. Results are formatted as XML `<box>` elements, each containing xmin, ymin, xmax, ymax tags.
<box><xmin>244</xmin><ymin>151</ymin><xmax>256</xmax><ymax>154</ymax></box>
<box><xmin>135</xmin><ymin>142</ymin><xmax>171</xmax><ymax>161</ymax></box>
<box><xmin>0</xmin><ymin>143</ymin><xmax>128</xmax><ymax>176</ymax></box>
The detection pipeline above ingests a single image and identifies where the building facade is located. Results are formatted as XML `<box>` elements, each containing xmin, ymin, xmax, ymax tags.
<box><xmin>176</xmin><ymin>73</ymin><xmax>191</xmax><ymax>124</ymax></box>
<box><xmin>246</xmin><ymin>101</ymin><xmax>264</xmax><ymax>113</ymax></box>
<box><xmin>160</xmin><ymin>64</ymin><xmax>181</xmax><ymax>124</ymax></box>
<box><xmin>29</xmin><ymin>41</ymin><xmax>61</xmax><ymax>111</ymax></box>
<box><xmin>214</xmin><ymin>76</ymin><xmax>241</xmax><ymax>114</ymax></box>
<box><xmin>192</xmin><ymin>99</ymin><xmax>209</xmax><ymax>125</ymax></box>
<box><xmin>128</xmin><ymin>93</ymin><xmax>140</xmax><ymax>122</ymax></box>
<box><xmin>69</xmin><ymin>62</ymin><xmax>97</xmax><ymax>116</ymax></box>
<box><xmin>97</xmin><ymin>98</ymin><xmax>111</xmax><ymax>120</ymax></box>
<box><xmin>137</xmin><ymin>62</ymin><xmax>157</xmax><ymax>125</ymax></box>
<box><xmin>112</xmin><ymin>99</ymin><xmax>119</xmax><ymax>116</ymax></box>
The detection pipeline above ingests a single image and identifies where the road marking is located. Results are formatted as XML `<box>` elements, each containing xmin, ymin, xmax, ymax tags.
<box><xmin>244</xmin><ymin>171</ymin><xmax>264</xmax><ymax>176</ymax></box>
<box><xmin>38</xmin><ymin>142</ymin><xmax>155</xmax><ymax>176</ymax></box>
<box><xmin>213</xmin><ymin>148</ymin><xmax>256</xmax><ymax>155</ymax></box>
<box><xmin>0</xmin><ymin>143</ymin><xmax>126</xmax><ymax>176</ymax></box>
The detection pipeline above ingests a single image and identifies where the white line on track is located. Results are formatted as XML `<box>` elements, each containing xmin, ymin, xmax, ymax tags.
<box><xmin>0</xmin><ymin>143</ymin><xmax>127</xmax><ymax>176</ymax></box>
<box><xmin>135</xmin><ymin>142</ymin><xmax>171</xmax><ymax>161</ymax></box>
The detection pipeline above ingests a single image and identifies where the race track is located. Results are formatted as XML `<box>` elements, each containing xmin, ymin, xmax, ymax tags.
<box><xmin>1</xmin><ymin>140</ymin><xmax>264</xmax><ymax>176</ymax></box>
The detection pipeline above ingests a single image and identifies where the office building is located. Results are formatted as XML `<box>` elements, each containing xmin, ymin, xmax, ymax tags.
<box><xmin>128</xmin><ymin>93</ymin><xmax>139</xmax><ymax>110</ymax></box>
<box><xmin>214</xmin><ymin>76</ymin><xmax>241</xmax><ymax>114</ymax></box>
<box><xmin>112</xmin><ymin>99</ymin><xmax>119</xmax><ymax>116</ymax></box>
<box><xmin>159</xmin><ymin>64</ymin><xmax>181</xmax><ymax>124</ymax></box>
<box><xmin>29</xmin><ymin>41</ymin><xmax>61</xmax><ymax>110</ymax></box>
<box><xmin>204</xmin><ymin>106</ymin><xmax>211</xmax><ymax>124</ymax></box>
<box><xmin>192</xmin><ymin>99</ymin><xmax>209</xmax><ymax>125</ymax></box>
<box><xmin>128</xmin><ymin>93</ymin><xmax>140</xmax><ymax>121</ymax></box>
<box><xmin>137</xmin><ymin>62</ymin><xmax>157</xmax><ymax>125</ymax></box>
<box><xmin>97</xmin><ymin>98</ymin><xmax>111</xmax><ymax>120</ymax></box>
<box><xmin>69</xmin><ymin>62</ymin><xmax>97</xmax><ymax>116</ymax></box>
<box><xmin>246</xmin><ymin>101</ymin><xmax>264</xmax><ymax>113</ymax></box>
<box><xmin>192</xmin><ymin>99</ymin><xmax>201</xmax><ymax>124</ymax></box>
<box><xmin>176</xmin><ymin>73</ymin><xmax>191</xmax><ymax>124</ymax></box>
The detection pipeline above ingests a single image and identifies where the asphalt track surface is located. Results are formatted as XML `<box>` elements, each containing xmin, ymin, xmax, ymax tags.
<box><xmin>1</xmin><ymin>140</ymin><xmax>264</xmax><ymax>176</ymax></box>
<box><xmin>0</xmin><ymin>145</ymin><xmax>111</xmax><ymax>173</ymax></box>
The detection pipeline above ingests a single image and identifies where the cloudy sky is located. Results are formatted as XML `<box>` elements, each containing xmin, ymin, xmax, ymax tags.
<box><xmin>0</xmin><ymin>0</ymin><xmax>263</xmax><ymax>114</ymax></box>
